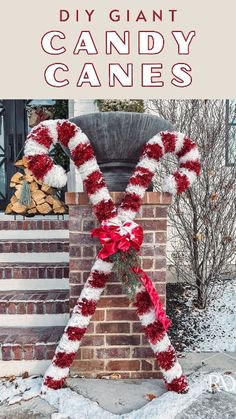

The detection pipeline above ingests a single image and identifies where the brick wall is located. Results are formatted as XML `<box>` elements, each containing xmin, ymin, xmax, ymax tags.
<box><xmin>66</xmin><ymin>192</ymin><xmax>171</xmax><ymax>379</ymax></box>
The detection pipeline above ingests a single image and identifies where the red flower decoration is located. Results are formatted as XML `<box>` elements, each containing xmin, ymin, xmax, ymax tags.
<box><xmin>176</xmin><ymin>138</ymin><xmax>196</xmax><ymax>159</ymax></box>
<box><xmin>57</xmin><ymin>121</ymin><xmax>77</xmax><ymax>147</ymax></box>
<box><xmin>93</xmin><ymin>199</ymin><xmax>117</xmax><ymax>223</ymax></box>
<box><xmin>78</xmin><ymin>298</ymin><xmax>96</xmax><ymax>316</ymax></box>
<box><xmin>54</xmin><ymin>352</ymin><xmax>76</xmax><ymax>368</ymax></box>
<box><xmin>144</xmin><ymin>320</ymin><xmax>166</xmax><ymax>344</ymax></box>
<box><xmin>72</xmin><ymin>143</ymin><xmax>94</xmax><ymax>168</ymax></box>
<box><xmin>134</xmin><ymin>290</ymin><xmax>152</xmax><ymax>315</ymax></box>
<box><xmin>43</xmin><ymin>376</ymin><xmax>65</xmax><ymax>390</ymax></box>
<box><xmin>27</xmin><ymin>154</ymin><xmax>53</xmax><ymax>179</ymax></box>
<box><xmin>66</xmin><ymin>326</ymin><xmax>86</xmax><ymax>341</ymax></box>
<box><xmin>180</xmin><ymin>160</ymin><xmax>201</xmax><ymax>176</ymax></box>
<box><xmin>165</xmin><ymin>375</ymin><xmax>189</xmax><ymax>393</ymax></box>
<box><xmin>84</xmin><ymin>170</ymin><xmax>106</xmax><ymax>195</ymax></box>
<box><xmin>161</xmin><ymin>132</ymin><xmax>176</xmax><ymax>153</ymax></box>
<box><xmin>156</xmin><ymin>345</ymin><xmax>176</xmax><ymax>370</ymax></box>
<box><xmin>142</xmin><ymin>143</ymin><xmax>163</xmax><ymax>161</ymax></box>
<box><xmin>121</xmin><ymin>192</ymin><xmax>142</xmax><ymax>212</ymax></box>
<box><xmin>29</xmin><ymin>126</ymin><xmax>53</xmax><ymax>149</ymax></box>
<box><xmin>89</xmin><ymin>271</ymin><xmax>109</xmax><ymax>288</ymax></box>
<box><xmin>173</xmin><ymin>172</ymin><xmax>189</xmax><ymax>194</ymax></box>
<box><xmin>130</xmin><ymin>167</ymin><xmax>153</xmax><ymax>188</ymax></box>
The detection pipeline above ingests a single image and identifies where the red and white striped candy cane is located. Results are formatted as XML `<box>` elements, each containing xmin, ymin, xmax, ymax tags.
<box><xmin>24</xmin><ymin>120</ymin><xmax>200</xmax><ymax>393</ymax></box>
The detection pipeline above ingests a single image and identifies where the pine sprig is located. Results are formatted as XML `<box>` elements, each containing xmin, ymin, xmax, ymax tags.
<box><xmin>111</xmin><ymin>249</ymin><xmax>142</xmax><ymax>298</ymax></box>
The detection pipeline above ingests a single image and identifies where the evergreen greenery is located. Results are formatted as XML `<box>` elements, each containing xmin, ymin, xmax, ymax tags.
<box><xmin>97</xmin><ymin>99</ymin><xmax>145</xmax><ymax>113</ymax></box>
<box><xmin>111</xmin><ymin>248</ymin><xmax>142</xmax><ymax>298</ymax></box>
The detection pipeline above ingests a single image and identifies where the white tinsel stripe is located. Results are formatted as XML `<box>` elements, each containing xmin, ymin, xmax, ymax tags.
<box><xmin>78</xmin><ymin>158</ymin><xmax>100</xmax><ymax>180</ymax></box>
<box><xmin>138</xmin><ymin>157</ymin><xmax>157</xmax><ymax>173</ymax></box>
<box><xmin>89</xmin><ymin>187</ymin><xmax>111</xmax><ymax>205</ymax></box>
<box><xmin>139</xmin><ymin>309</ymin><xmax>156</xmax><ymax>327</ymax></box>
<box><xmin>174</xmin><ymin>132</ymin><xmax>186</xmax><ymax>153</ymax></box>
<box><xmin>126</xmin><ymin>184</ymin><xmax>146</xmax><ymax>198</ymax></box>
<box><xmin>179</xmin><ymin>168</ymin><xmax>197</xmax><ymax>185</ymax></box>
<box><xmin>80</xmin><ymin>285</ymin><xmax>103</xmax><ymax>302</ymax></box>
<box><xmin>67</xmin><ymin>313</ymin><xmax>91</xmax><ymax>329</ymax></box>
<box><xmin>148</xmin><ymin>133</ymin><xmax>164</xmax><ymax>150</ymax></box>
<box><xmin>68</xmin><ymin>131</ymin><xmax>89</xmax><ymax>151</ymax></box>
<box><xmin>92</xmin><ymin>259</ymin><xmax>113</xmax><ymax>273</ymax></box>
<box><xmin>150</xmin><ymin>333</ymin><xmax>171</xmax><ymax>354</ymax></box>
<box><xmin>179</xmin><ymin>147</ymin><xmax>200</xmax><ymax>164</ymax></box>
<box><xmin>162</xmin><ymin>362</ymin><xmax>183</xmax><ymax>383</ymax></box>
<box><xmin>118</xmin><ymin>208</ymin><xmax>136</xmax><ymax>222</ymax></box>
<box><xmin>44</xmin><ymin>364</ymin><xmax>69</xmax><ymax>380</ymax></box>
<box><xmin>43</xmin><ymin>165</ymin><xmax>67</xmax><ymax>189</ymax></box>
<box><xmin>42</xmin><ymin>120</ymin><xmax>60</xmax><ymax>144</ymax></box>
<box><xmin>162</xmin><ymin>175</ymin><xmax>177</xmax><ymax>195</ymax></box>
<box><xmin>56</xmin><ymin>334</ymin><xmax>82</xmax><ymax>354</ymax></box>
<box><xmin>24</xmin><ymin>140</ymin><xmax>48</xmax><ymax>156</ymax></box>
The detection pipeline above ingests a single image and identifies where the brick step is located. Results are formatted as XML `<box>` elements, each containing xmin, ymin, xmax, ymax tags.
<box><xmin>0</xmin><ymin>241</ymin><xmax>69</xmax><ymax>253</ymax></box>
<box><xmin>0</xmin><ymin>326</ymin><xmax>64</xmax><ymax>361</ymax></box>
<box><xmin>0</xmin><ymin>219</ymin><xmax>68</xmax><ymax>231</ymax></box>
<box><xmin>0</xmin><ymin>290</ymin><xmax>69</xmax><ymax>315</ymax></box>
<box><xmin>0</xmin><ymin>263</ymin><xmax>69</xmax><ymax>280</ymax></box>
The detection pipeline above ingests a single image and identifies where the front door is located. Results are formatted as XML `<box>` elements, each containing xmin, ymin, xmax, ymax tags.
<box><xmin>0</xmin><ymin>100</ymin><xmax>27</xmax><ymax>211</ymax></box>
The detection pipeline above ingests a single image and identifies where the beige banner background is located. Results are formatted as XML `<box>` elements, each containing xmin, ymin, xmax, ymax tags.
<box><xmin>0</xmin><ymin>0</ymin><xmax>235</xmax><ymax>98</ymax></box>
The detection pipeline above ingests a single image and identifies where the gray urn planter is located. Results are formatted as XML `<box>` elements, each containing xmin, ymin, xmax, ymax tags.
<box><xmin>70</xmin><ymin>112</ymin><xmax>173</xmax><ymax>191</ymax></box>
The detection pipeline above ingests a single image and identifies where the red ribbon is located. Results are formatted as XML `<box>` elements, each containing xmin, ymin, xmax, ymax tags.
<box><xmin>91</xmin><ymin>221</ymin><xmax>170</xmax><ymax>331</ymax></box>
<box><xmin>134</xmin><ymin>267</ymin><xmax>171</xmax><ymax>331</ymax></box>
<box><xmin>91</xmin><ymin>221</ymin><xmax>143</xmax><ymax>260</ymax></box>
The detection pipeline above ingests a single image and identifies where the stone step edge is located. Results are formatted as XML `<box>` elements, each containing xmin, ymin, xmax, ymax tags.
<box><xmin>0</xmin><ymin>253</ymin><xmax>69</xmax><ymax>264</ymax></box>
<box><xmin>0</xmin><ymin>360</ymin><xmax>51</xmax><ymax>377</ymax></box>
<box><xmin>0</xmin><ymin>230</ymin><xmax>69</xmax><ymax>240</ymax></box>
<box><xmin>0</xmin><ymin>279</ymin><xmax>69</xmax><ymax>291</ymax></box>
<box><xmin>0</xmin><ymin>313</ymin><xmax>69</xmax><ymax>327</ymax></box>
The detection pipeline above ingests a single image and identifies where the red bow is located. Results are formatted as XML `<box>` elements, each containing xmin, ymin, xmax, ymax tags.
<box><xmin>91</xmin><ymin>221</ymin><xmax>143</xmax><ymax>260</ymax></box>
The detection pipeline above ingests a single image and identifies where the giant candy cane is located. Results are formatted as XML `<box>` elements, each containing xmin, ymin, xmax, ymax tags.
<box><xmin>24</xmin><ymin>120</ymin><xmax>200</xmax><ymax>394</ymax></box>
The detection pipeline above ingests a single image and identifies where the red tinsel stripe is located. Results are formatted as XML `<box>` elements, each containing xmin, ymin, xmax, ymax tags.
<box><xmin>93</xmin><ymin>199</ymin><xmax>117</xmax><ymax>223</ymax></box>
<box><xmin>130</xmin><ymin>167</ymin><xmax>154</xmax><ymax>188</ymax></box>
<box><xmin>156</xmin><ymin>345</ymin><xmax>176</xmax><ymax>370</ymax></box>
<box><xmin>27</xmin><ymin>154</ymin><xmax>53</xmax><ymax>180</ymax></box>
<box><xmin>57</xmin><ymin>121</ymin><xmax>78</xmax><ymax>147</ymax></box>
<box><xmin>78</xmin><ymin>298</ymin><xmax>96</xmax><ymax>316</ymax></box>
<box><xmin>144</xmin><ymin>320</ymin><xmax>166</xmax><ymax>344</ymax></box>
<box><xmin>71</xmin><ymin>143</ymin><xmax>94</xmax><ymax>168</ymax></box>
<box><xmin>134</xmin><ymin>290</ymin><xmax>153</xmax><ymax>315</ymax></box>
<box><xmin>176</xmin><ymin>138</ymin><xmax>196</xmax><ymax>159</ymax></box>
<box><xmin>165</xmin><ymin>375</ymin><xmax>189</xmax><ymax>393</ymax></box>
<box><xmin>66</xmin><ymin>326</ymin><xmax>87</xmax><ymax>341</ymax></box>
<box><xmin>29</xmin><ymin>126</ymin><xmax>53</xmax><ymax>149</ymax></box>
<box><xmin>142</xmin><ymin>143</ymin><xmax>163</xmax><ymax>161</ymax></box>
<box><xmin>161</xmin><ymin>132</ymin><xmax>176</xmax><ymax>153</ymax></box>
<box><xmin>83</xmin><ymin>170</ymin><xmax>106</xmax><ymax>195</ymax></box>
<box><xmin>180</xmin><ymin>160</ymin><xmax>201</xmax><ymax>176</ymax></box>
<box><xmin>43</xmin><ymin>376</ymin><xmax>65</xmax><ymax>390</ymax></box>
<box><xmin>53</xmin><ymin>352</ymin><xmax>76</xmax><ymax>368</ymax></box>
<box><xmin>173</xmin><ymin>172</ymin><xmax>190</xmax><ymax>194</ymax></box>
<box><xmin>120</xmin><ymin>192</ymin><xmax>142</xmax><ymax>212</ymax></box>
<box><xmin>89</xmin><ymin>271</ymin><xmax>110</xmax><ymax>288</ymax></box>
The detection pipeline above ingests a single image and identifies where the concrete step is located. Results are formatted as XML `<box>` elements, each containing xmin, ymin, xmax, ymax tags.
<box><xmin>0</xmin><ymin>278</ymin><xmax>69</xmax><ymax>291</ymax></box>
<box><xmin>0</xmin><ymin>253</ymin><xmax>69</xmax><ymax>264</ymax></box>
<box><xmin>0</xmin><ymin>230</ymin><xmax>69</xmax><ymax>240</ymax></box>
<box><xmin>0</xmin><ymin>290</ymin><xmax>69</xmax><ymax>315</ymax></box>
<box><xmin>0</xmin><ymin>240</ymin><xmax>69</xmax><ymax>253</ymax></box>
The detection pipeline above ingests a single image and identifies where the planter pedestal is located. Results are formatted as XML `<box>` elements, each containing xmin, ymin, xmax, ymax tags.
<box><xmin>66</xmin><ymin>192</ymin><xmax>172</xmax><ymax>378</ymax></box>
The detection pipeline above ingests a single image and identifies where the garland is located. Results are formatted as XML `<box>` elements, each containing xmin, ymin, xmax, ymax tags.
<box><xmin>24</xmin><ymin>120</ymin><xmax>200</xmax><ymax>394</ymax></box>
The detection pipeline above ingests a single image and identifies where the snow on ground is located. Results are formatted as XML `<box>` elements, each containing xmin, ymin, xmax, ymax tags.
<box><xmin>0</xmin><ymin>373</ymin><xmax>226</xmax><ymax>419</ymax></box>
<box><xmin>188</xmin><ymin>280</ymin><xmax>236</xmax><ymax>352</ymax></box>
<box><xmin>167</xmin><ymin>280</ymin><xmax>236</xmax><ymax>352</ymax></box>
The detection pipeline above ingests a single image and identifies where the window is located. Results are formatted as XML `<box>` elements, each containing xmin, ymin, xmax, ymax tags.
<box><xmin>226</xmin><ymin>100</ymin><xmax>236</xmax><ymax>166</ymax></box>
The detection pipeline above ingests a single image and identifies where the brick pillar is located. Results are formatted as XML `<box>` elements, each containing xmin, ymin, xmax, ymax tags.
<box><xmin>66</xmin><ymin>192</ymin><xmax>172</xmax><ymax>379</ymax></box>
